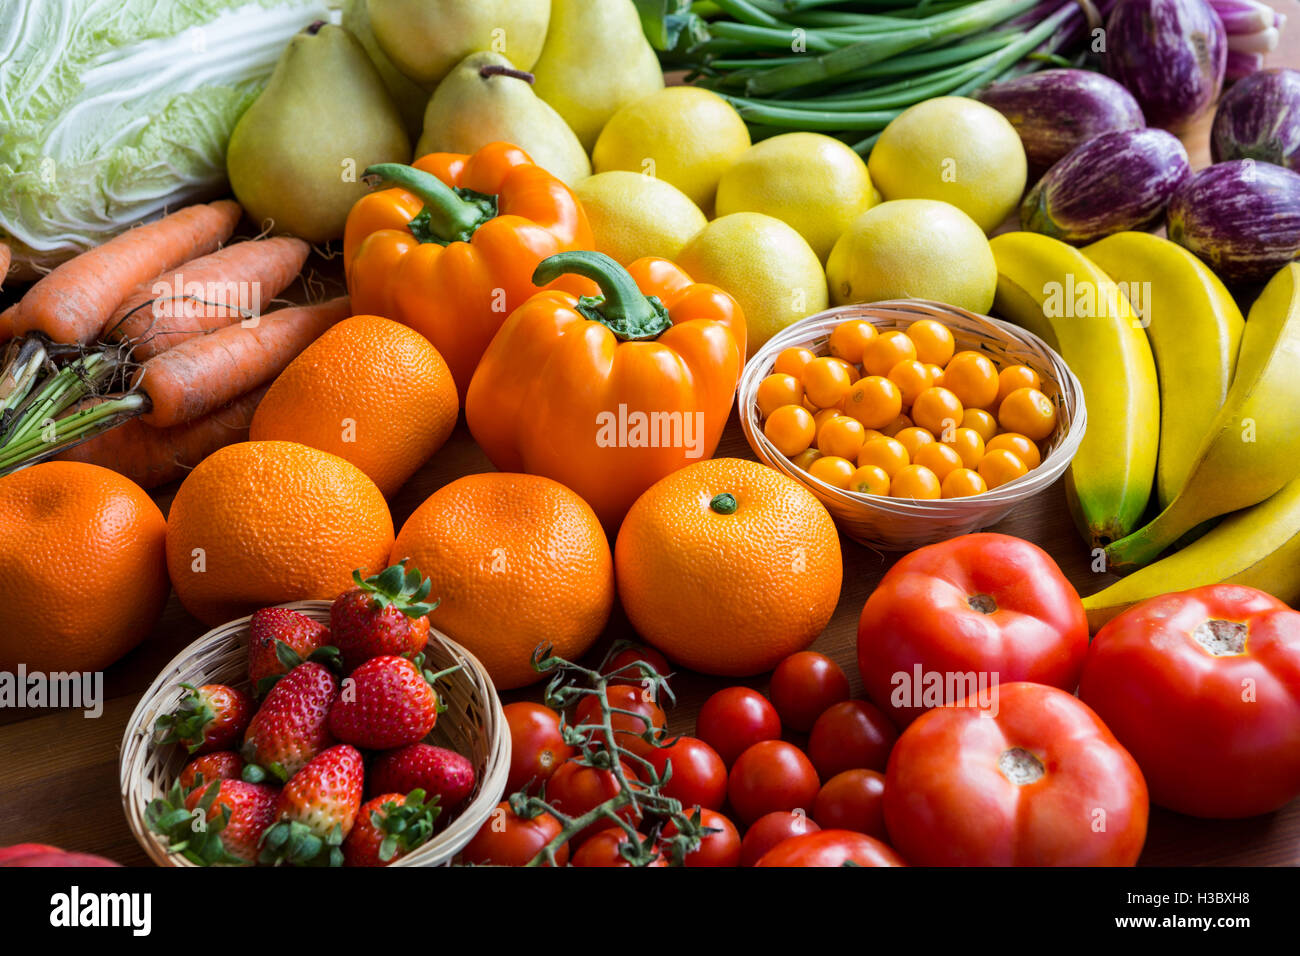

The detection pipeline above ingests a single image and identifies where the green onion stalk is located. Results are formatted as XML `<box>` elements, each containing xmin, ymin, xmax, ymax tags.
<box><xmin>637</xmin><ymin>0</ymin><xmax>1113</xmax><ymax>155</ymax></box>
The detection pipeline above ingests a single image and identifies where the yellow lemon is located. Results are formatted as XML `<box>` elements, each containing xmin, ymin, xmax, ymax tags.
<box><xmin>716</xmin><ymin>132</ymin><xmax>878</xmax><ymax>262</ymax></box>
<box><xmin>592</xmin><ymin>86</ymin><xmax>750</xmax><ymax>212</ymax></box>
<box><xmin>677</xmin><ymin>212</ymin><xmax>828</xmax><ymax>357</ymax></box>
<box><xmin>575</xmin><ymin>171</ymin><xmax>707</xmax><ymax>265</ymax></box>
<box><xmin>868</xmin><ymin>97</ymin><xmax>1027</xmax><ymax>233</ymax></box>
<box><xmin>826</xmin><ymin>199</ymin><xmax>997</xmax><ymax>314</ymax></box>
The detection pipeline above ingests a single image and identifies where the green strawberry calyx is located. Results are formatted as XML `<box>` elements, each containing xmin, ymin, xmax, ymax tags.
<box><xmin>353</xmin><ymin>559</ymin><xmax>439</xmax><ymax>619</ymax></box>
<box><xmin>145</xmin><ymin>778</ymin><xmax>247</xmax><ymax>867</ymax></box>
<box><xmin>259</xmin><ymin>819</ymin><xmax>346</xmax><ymax>868</ymax></box>
<box><xmin>255</xmin><ymin>641</ymin><xmax>341</xmax><ymax>697</ymax></box>
<box><xmin>372</xmin><ymin>789</ymin><xmax>442</xmax><ymax>863</ymax></box>
<box><xmin>153</xmin><ymin>683</ymin><xmax>215</xmax><ymax>754</ymax></box>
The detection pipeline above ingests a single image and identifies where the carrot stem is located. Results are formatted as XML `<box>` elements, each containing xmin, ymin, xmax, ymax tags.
<box><xmin>0</xmin><ymin>392</ymin><xmax>146</xmax><ymax>475</ymax></box>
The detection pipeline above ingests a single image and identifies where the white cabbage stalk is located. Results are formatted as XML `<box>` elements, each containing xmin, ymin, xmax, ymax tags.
<box><xmin>0</xmin><ymin>0</ymin><xmax>340</xmax><ymax>280</ymax></box>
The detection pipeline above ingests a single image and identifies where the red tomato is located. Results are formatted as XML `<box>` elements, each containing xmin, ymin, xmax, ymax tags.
<box><xmin>696</xmin><ymin>686</ymin><xmax>782</xmax><ymax>766</ymax></box>
<box><xmin>503</xmin><ymin>702</ymin><xmax>575</xmax><ymax>794</ymax></box>
<box><xmin>857</xmin><ymin>533</ymin><xmax>1088</xmax><ymax>726</ymax></box>
<box><xmin>807</xmin><ymin>699</ymin><xmax>897</xmax><ymax>779</ymax></box>
<box><xmin>727</xmin><ymin>740</ymin><xmax>820</xmax><ymax>826</ymax></box>
<box><xmin>461</xmin><ymin>802</ymin><xmax>569</xmax><ymax>866</ymax></box>
<box><xmin>641</xmin><ymin>736</ymin><xmax>727</xmax><ymax>810</ymax></box>
<box><xmin>768</xmin><ymin>651</ymin><xmax>851</xmax><ymax>732</ymax></box>
<box><xmin>661</xmin><ymin>808</ymin><xmax>742</xmax><ymax>867</ymax></box>
<box><xmin>739</xmin><ymin>811</ymin><xmax>821</xmax><ymax>867</ymax></box>
<box><xmin>883</xmin><ymin>681</ymin><xmax>1148</xmax><ymax>866</ymax></box>
<box><xmin>572</xmin><ymin>828</ymin><xmax>666</xmax><ymax>867</ymax></box>
<box><xmin>1079</xmin><ymin>585</ymin><xmax>1300</xmax><ymax>819</ymax></box>
<box><xmin>813</xmin><ymin>769</ymin><xmax>887</xmax><ymax>840</ymax></box>
<box><xmin>754</xmin><ymin>830</ymin><xmax>905</xmax><ymax>867</ymax></box>
<box><xmin>573</xmin><ymin>683</ymin><xmax>667</xmax><ymax>759</ymax></box>
<box><xmin>547</xmin><ymin>759</ymin><xmax>642</xmax><ymax>845</ymax></box>
<box><xmin>602</xmin><ymin>644</ymin><xmax>673</xmax><ymax>690</ymax></box>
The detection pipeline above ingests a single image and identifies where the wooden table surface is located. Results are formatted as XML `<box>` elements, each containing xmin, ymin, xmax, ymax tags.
<box><xmin>2</xmin><ymin>4</ymin><xmax>1298</xmax><ymax>867</ymax></box>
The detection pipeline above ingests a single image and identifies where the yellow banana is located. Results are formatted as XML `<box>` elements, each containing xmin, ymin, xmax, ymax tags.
<box><xmin>1083</xmin><ymin>232</ymin><xmax>1244</xmax><ymax>510</ymax></box>
<box><xmin>1106</xmin><ymin>263</ymin><xmax>1300</xmax><ymax>571</ymax></box>
<box><xmin>989</xmin><ymin>231</ymin><xmax>1159</xmax><ymax>550</ymax></box>
<box><xmin>1083</xmin><ymin>477</ymin><xmax>1300</xmax><ymax>630</ymax></box>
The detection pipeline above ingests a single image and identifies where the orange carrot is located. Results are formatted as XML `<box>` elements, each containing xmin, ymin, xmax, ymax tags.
<box><xmin>135</xmin><ymin>296</ymin><xmax>351</xmax><ymax>427</ymax></box>
<box><xmin>0</xmin><ymin>243</ymin><xmax>10</xmax><ymax>290</ymax></box>
<box><xmin>54</xmin><ymin>384</ymin><xmax>270</xmax><ymax>489</ymax></box>
<box><xmin>13</xmin><ymin>200</ymin><xmax>241</xmax><ymax>345</ymax></box>
<box><xmin>0</xmin><ymin>304</ymin><xmax>15</xmax><ymax>346</ymax></box>
<box><xmin>108</xmin><ymin>236</ymin><xmax>310</xmax><ymax>359</ymax></box>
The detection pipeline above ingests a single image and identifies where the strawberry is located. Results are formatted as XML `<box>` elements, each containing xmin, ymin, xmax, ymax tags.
<box><xmin>179</xmin><ymin>751</ymin><xmax>245</xmax><ymax>792</ymax></box>
<box><xmin>327</xmin><ymin>655</ymin><xmax>439</xmax><ymax>750</ymax></box>
<box><xmin>330</xmin><ymin>561</ymin><xmax>437</xmax><ymax>672</ymax></box>
<box><xmin>259</xmin><ymin>744</ymin><xmax>364</xmax><ymax>867</ymax></box>
<box><xmin>146</xmin><ymin>777</ymin><xmax>277</xmax><ymax>866</ymax></box>
<box><xmin>368</xmin><ymin>743</ymin><xmax>476</xmax><ymax>812</ymax></box>
<box><xmin>342</xmin><ymin>790</ymin><xmax>441</xmax><ymax>867</ymax></box>
<box><xmin>241</xmin><ymin>661</ymin><xmax>338</xmax><ymax>782</ymax></box>
<box><xmin>247</xmin><ymin>607</ymin><xmax>338</xmax><ymax>696</ymax></box>
<box><xmin>154</xmin><ymin>683</ymin><xmax>253</xmax><ymax>755</ymax></box>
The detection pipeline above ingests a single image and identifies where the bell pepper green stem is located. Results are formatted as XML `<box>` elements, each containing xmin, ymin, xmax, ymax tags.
<box><xmin>533</xmin><ymin>251</ymin><xmax>673</xmax><ymax>342</ymax></box>
<box><xmin>363</xmin><ymin>163</ymin><xmax>494</xmax><ymax>245</ymax></box>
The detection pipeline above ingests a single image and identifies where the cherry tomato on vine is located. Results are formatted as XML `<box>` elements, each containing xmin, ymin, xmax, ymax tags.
<box><xmin>573</xmin><ymin>683</ymin><xmax>667</xmax><ymax>759</ymax></box>
<box><xmin>661</xmin><ymin>808</ymin><xmax>741</xmax><ymax>867</ymax></box>
<box><xmin>768</xmin><ymin>651</ymin><xmax>851</xmax><ymax>732</ymax></box>
<box><xmin>807</xmin><ymin>699</ymin><xmax>898</xmax><ymax>779</ymax></box>
<box><xmin>738</xmin><ymin>810</ymin><xmax>821</xmax><ymax>867</ymax></box>
<box><xmin>813</xmin><ymin>769</ymin><xmax>887</xmax><ymax>840</ymax></box>
<box><xmin>641</xmin><ymin>736</ymin><xmax>727</xmax><ymax>810</ymax></box>
<box><xmin>461</xmin><ymin>801</ymin><xmax>569</xmax><ymax>866</ymax></box>
<box><xmin>696</xmin><ymin>686</ymin><xmax>781</xmax><ymax>766</ymax></box>
<box><xmin>727</xmin><ymin>740</ymin><xmax>820</xmax><ymax>826</ymax></box>
<box><xmin>547</xmin><ymin>759</ymin><xmax>642</xmax><ymax>846</ymax></box>
<box><xmin>601</xmin><ymin>644</ymin><xmax>672</xmax><ymax>691</ymax></box>
<box><xmin>572</xmin><ymin>828</ymin><xmax>666</xmax><ymax>867</ymax></box>
<box><xmin>503</xmin><ymin>702</ymin><xmax>574</xmax><ymax>795</ymax></box>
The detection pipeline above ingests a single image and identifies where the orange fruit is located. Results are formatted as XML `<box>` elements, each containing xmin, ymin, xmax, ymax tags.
<box><xmin>943</xmin><ymin>426</ymin><xmax>987</xmax><ymax>468</ymax></box>
<box><xmin>857</xmin><ymin>436</ymin><xmax>910</xmax><ymax>477</ymax></box>
<box><xmin>863</xmin><ymin>330</ymin><xmax>917</xmax><ymax>377</ymax></box>
<box><xmin>841</xmin><ymin>376</ymin><xmax>902</xmax><ymax>430</ymax></box>
<box><xmin>616</xmin><ymin>458</ymin><xmax>841</xmax><ymax>676</ymax></box>
<box><xmin>978</xmin><ymin>449</ymin><xmax>1030</xmax><ymax>489</ymax></box>
<box><xmin>392</xmin><ymin>473</ymin><xmax>613</xmax><ymax>690</ymax></box>
<box><xmin>802</xmin><ymin>356</ymin><xmax>853</xmax><ymax>409</ymax></box>
<box><xmin>998</xmin><ymin>387</ymin><xmax>1058</xmax><ymax>441</ymax></box>
<box><xmin>847</xmin><ymin>464</ymin><xmax>891</xmax><ymax>496</ymax></box>
<box><xmin>756</xmin><ymin>373</ymin><xmax>804</xmax><ymax>418</ymax></box>
<box><xmin>827</xmin><ymin>319</ymin><xmax>877</xmax><ymax>364</ymax></box>
<box><xmin>817</xmin><ymin>415</ymin><xmax>868</xmax><ymax>460</ymax></box>
<box><xmin>942</xmin><ymin>351</ymin><xmax>1000</xmax><ymax>409</ymax></box>
<box><xmin>961</xmin><ymin>408</ymin><xmax>1000</xmax><ymax>443</ymax></box>
<box><xmin>905</xmin><ymin>319</ymin><xmax>955</xmax><ymax>366</ymax></box>
<box><xmin>893</xmin><ymin>426</ymin><xmax>935</xmax><ymax>460</ymax></box>
<box><xmin>890</xmin><ymin>464</ymin><xmax>941</xmax><ymax>499</ymax></box>
<box><xmin>167</xmin><ymin>441</ymin><xmax>394</xmax><ymax>625</ymax></box>
<box><xmin>913</xmin><ymin>441</ymin><xmax>963</xmax><ymax>482</ymax></box>
<box><xmin>911</xmin><ymin>386</ymin><xmax>964</xmax><ymax>437</ymax></box>
<box><xmin>941</xmin><ymin>467</ymin><xmax>988</xmax><ymax>498</ymax></box>
<box><xmin>808</xmin><ymin>455</ymin><xmax>856</xmax><ymax>488</ymax></box>
<box><xmin>887</xmin><ymin>359</ymin><xmax>933</xmax><ymax>407</ymax></box>
<box><xmin>774</xmin><ymin>346</ymin><xmax>815</xmax><ymax>378</ymax></box>
<box><xmin>250</xmin><ymin>315</ymin><xmax>458</xmax><ymax>498</ymax></box>
<box><xmin>996</xmin><ymin>364</ymin><xmax>1042</xmax><ymax>406</ymax></box>
<box><xmin>765</xmin><ymin>404</ymin><xmax>816</xmax><ymax>456</ymax></box>
<box><xmin>0</xmin><ymin>462</ymin><xmax>168</xmax><ymax>671</ymax></box>
<box><xmin>987</xmin><ymin>432</ymin><xmax>1042</xmax><ymax>470</ymax></box>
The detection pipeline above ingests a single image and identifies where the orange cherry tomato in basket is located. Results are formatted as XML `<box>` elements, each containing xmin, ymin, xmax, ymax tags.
<box><xmin>942</xmin><ymin>351</ymin><xmax>999</xmax><ymax>410</ymax></box>
<box><xmin>890</xmin><ymin>464</ymin><xmax>941</xmax><ymax>499</ymax></box>
<box><xmin>978</xmin><ymin>448</ymin><xmax>1029</xmax><ymax>489</ymax></box>
<box><xmin>905</xmin><ymin>319</ymin><xmax>955</xmax><ymax>367</ymax></box>
<box><xmin>941</xmin><ymin>467</ymin><xmax>987</xmax><ymax>498</ymax></box>
<box><xmin>857</xmin><ymin>437</ymin><xmax>909</xmax><ymax>477</ymax></box>
<box><xmin>802</xmin><ymin>356</ymin><xmax>853</xmax><ymax>409</ymax></box>
<box><xmin>863</xmin><ymin>330</ymin><xmax>917</xmax><ymax>377</ymax></box>
<box><xmin>764</xmin><ymin>404</ymin><xmax>815</xmax><ymax>457</ymax></box>
<box><xmin>847</xmin><ymin>465</ymin><xmax>891</xmax><ymax>496</ymax></box>
<box><xmin>892</xmin><ymin>426</ymin><xmax>934</xmax><ymax>461</ymax></box>
<box><xmin>774</xmin><ymin>346</ymin><xmax>815</xmax><ymax>379</ymax></box>
<box><xmin>996</xmin><ymin>364</ymin><xmax>1042</xmax><ymax>406</ymax></box>
<box><xmin>913</xmin><ymin>442</ymin><xmax>963</xmax><ymax>482</ymax></box>
<box><xmin>986</xmin><ymin>432</ymin><xmax>1042</xmax><ymax>470</ymax></box>
<box><xmin>880</xmin><ymin>413</ymin><xmax>913</xmax><ymax>437</ymax></box>
<box><xmin>943</xmin><ymin>426</ymin><xmax>986</xmax><ymax>469</ymax></box>
<box><xmin>998</xmin><ymin>387</ymin><xmax>1057</xmax><ymax>441</ymax></box>
<box><xmin>910</xmin><ymin>386</ymin><xmax>963</xmax><ymax>437</ymax></box>
<box><xmin>828</xmin><ymin>319</ymin><xmax>878</xmax><ymax>364</ymax></box>
<box><xmin>960</xmin><ymin>408</ymin><xmax>999</xmax><ymax>443</ymax></box>
<box><xmin>808</xmin><ymin>455</ymin><xmax>856</xmax><ymax>489</ymax></box>
<box><xmin>841</xmin><ymin>376</ymin><xmax>902</xmax><ymax>430</ymax></box>
<box><xmin>817</xmin><ymin>415</ymin><xmax>868</xmax><ymax>460</ymax></box>
<box><xmin>756</xmin><ymin>373</ymin><xmax>804</xmax><ymax>419</ymax></box>
<box><xmin>790</xmin><ymin>448</ymin><xmax>822</xmax><ymax>471</ymax></box>
<box><xmin>887</xmin><ymin>360</ymin><xmax>933</xmax><ymax>407</ymax></box>
<box><xmin>857</xmin><ymin>533</ymin><xmax>1089</xmax><ymax>727</ymax></box>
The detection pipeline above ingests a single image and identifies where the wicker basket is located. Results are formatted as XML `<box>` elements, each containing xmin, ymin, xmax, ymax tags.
<box><xmin>740</xmin><ymin>301</ymin><xmax>1086</xmax><ymax>551</ymax></box>
<box><xmin>120</xmin><ymin>601</ymin><xmax>509</xmax><ymax>867</ymax></box>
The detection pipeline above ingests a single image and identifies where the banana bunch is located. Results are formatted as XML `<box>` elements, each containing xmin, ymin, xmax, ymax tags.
<box><xmin>992</xmin><ymin>235</ymin><xmax>1300</xmax><ymax>625</ymax></box>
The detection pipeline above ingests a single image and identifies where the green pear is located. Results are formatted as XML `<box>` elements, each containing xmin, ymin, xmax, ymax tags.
<box><xmin>226</xmin><ymin>23</ymin><xmax>411</xmax><ymax>242</ymax></box>
<box><xmin>367</xmin><ymin>0</ymin><xmax>550</xmax><ymax>87</ymax></box>
<box><xmin>342</xmin><ymin>0</ymin><xmax>430</xmax><ymax>138</ymax></box>
<box><xmin>532</xmin><ymin>0</ymin><xmax>664</xmax><ymax>152</ymax></box>
<box><xmin>416</xmin><ymin>51</ymin><xmax>590</xmax><ymax>185</ymax></box>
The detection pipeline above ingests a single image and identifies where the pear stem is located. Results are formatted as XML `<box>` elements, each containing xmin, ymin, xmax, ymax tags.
<box><xmin>363</xmin><ymin>163</ymin><xmax>492</xmax><ymax>245</ymax></box>
<box><xmin>480</xmin><ymin>64</ymin><xmax>535</xmax><ymax>84</ymax></box>
<box><xmin>532</xmin><ymin>252</ymin><xmax>673</xmax><ymax>342</ymax></box>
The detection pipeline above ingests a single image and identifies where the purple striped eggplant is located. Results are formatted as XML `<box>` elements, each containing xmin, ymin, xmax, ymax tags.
<box><xmin>1167</xmin><ymin>160</ymin><xmax>1300</xmax><ymax>284</ymax></box>
<box><xmin>1211</xmin><ymin>69</ymin><xmax>1300</xmax><ymax>172</ymax></box>
<box><xmin>1103</xmin><ymin>0</ymin><xmax>1227</xmax><ymax>131</ymax></box>
<box><xmin>1020</xmin><ymin>129</ymin><xmax>1191</xmax><ymax>244</ymax></box>
<box><xmin>975</xmin><ymin>69</ymin><xmax>1146</xmax><ymax>171</ymax></box>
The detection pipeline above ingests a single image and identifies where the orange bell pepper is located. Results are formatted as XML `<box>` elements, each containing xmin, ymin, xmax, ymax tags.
<box><xmin>343</xmin><ymin>142</ymin><xmax>593</xmax><ymax>400</ymax></box>
<box><xmin>466</xmin><ymin>251</ymin><xmax>747</xmax><ymax>527</ymax></box>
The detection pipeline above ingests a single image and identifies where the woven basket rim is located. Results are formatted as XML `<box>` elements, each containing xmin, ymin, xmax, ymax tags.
<box><xmin>739</xmin><ymin>300</ymin><xmax>1087</xmax><ymax>547</ymax></box>
<box><xmin>119</xmin><ymin>599</ymin><xmax>509</xmax><ymax>868</ymax></box>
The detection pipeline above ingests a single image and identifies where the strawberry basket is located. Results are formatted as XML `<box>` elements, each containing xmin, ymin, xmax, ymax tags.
<box><xmin>119</xmin><ymin>600</ymin><xmax>509</xmax><ymax>867</ymax></box>
<box><xmin>739</xmin><ymin>300</ymin><xmax>1086</xmax><ymax>551</ymax></box>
